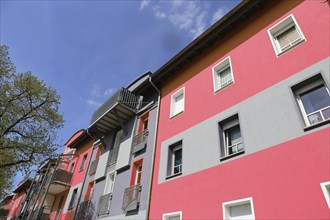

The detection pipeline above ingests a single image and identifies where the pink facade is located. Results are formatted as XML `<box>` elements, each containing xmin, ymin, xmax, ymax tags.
<box><xmin>52</xmin><ymin>129</ymin><xmax>94</xmax><ymax>220</ymax></box>
<box><xmin>6</xmin><ymin>178</ymin><xmax>32</xmax><ymax>219</ymax></box>
<box><xmin>156</xmin><ymin>1</ymin><xmax>329</xmax><ymax>142</ymax></box>
<box><xmin>149</xmin><ymin>1</ymin><xmax>329</xmax><ymax>219</ymax></box>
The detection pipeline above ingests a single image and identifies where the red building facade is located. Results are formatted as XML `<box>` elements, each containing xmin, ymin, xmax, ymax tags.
<box><xmin>149</xmin><ymin>1</ymin><xmax>330</xmax><ymax>219</ymax></box>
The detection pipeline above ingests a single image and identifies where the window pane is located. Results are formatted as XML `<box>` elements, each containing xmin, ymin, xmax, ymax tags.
<box><xmin>219</xmin><ymin>66</ymin><xmax>232</xmax><ymax>86</ymax></box>
<box><xmin>321</xmin><ymin>107</ymin><xmax>330</xmax><ymax>120</ymax></box>
<box><xmin>307</xmin><ymin>112</ymin><xmax>323</xmax><ymax>125</ymax></box>
<box><xmin>105</xmin><ymin>174</ymin><xmax>114</xmax><ymax>194</ymax></box>
<box><xmin>168</xmin><ymin>216</ymin><xmax>180</xmax><ymax>220</ymax></box>
<box><xmin>173</xmin><ymin>148</ymin><xmax>182</xmax><ymax>174</ymax></box>
<box><xmin>230</xmin><ymin>203</ymin><xmax>252</xmax><ymax>218</ymax></box>
<box><xmin>228</xmin><ymin>125</ymin><xmax>241</xmax><ymax>145</ymax></box>
<box><xmin>173</xmin><ymin>92</ymin><xmax>184</xmax><ymax>115</ymax></box>
<box><xmin>300</xmin><ymin>85</ymin><xmax>330</xmax><ymax>114</ymax></box>
<box><xmin>174</xmin><ymin>149</ymin><xmax>182</xmax><ymax>166</ymax></box>
<box><xmin>277</xmin><ymin>26</ymin><xmax>300</xmax><ymax>49</ymax></box>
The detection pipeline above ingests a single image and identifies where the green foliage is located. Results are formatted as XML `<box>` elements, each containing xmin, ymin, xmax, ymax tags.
<box><xmin>0</xmin><ymin>45</ymin><xmax>64</xmax><ymax>199</ymax></box>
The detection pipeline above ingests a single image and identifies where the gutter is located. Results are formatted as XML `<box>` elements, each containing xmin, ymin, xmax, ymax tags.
<box><xmin>145</xmin><ymin>76</ymin><xmax>161</xmax><ymax>219</ymax></box>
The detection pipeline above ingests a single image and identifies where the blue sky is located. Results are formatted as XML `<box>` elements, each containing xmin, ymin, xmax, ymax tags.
<box><xmin>1</xmin><ymin>0</ymin><xmax>240</xmax><ymax>184</ymax></box>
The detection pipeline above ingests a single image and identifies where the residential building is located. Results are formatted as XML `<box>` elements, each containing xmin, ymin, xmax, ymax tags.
<box><xmin>17</xmin><ymin>153</ymin><xmax>74</xmax><ymax>220</ymax></box>
<box><xmin>76</xmin><ymin>71</ymin><xmax>158</xmax><ymax>220</ymax></box>
<box><xmin>149</xmin><ymin>1</ymin><xmax>330</xmax><ymax>219</ymax></box>
<box><xmin>51</xmin><ymin>129</ymin><xmax>94</xmax><ymax>220</ymax></box>
<box><xmin>16</xmin><ymin>129</ymin><xmax>93</xmax><ymax>220</ymax></box>
<box><xmin>5</xmin><ymin>175</ymin><xmax>33</xmax><ymax>220</ymax></box>
<box><xmin>0</xmin><ymin>195</ymin><xmax>14</xmax><ymax>220</ymax></box>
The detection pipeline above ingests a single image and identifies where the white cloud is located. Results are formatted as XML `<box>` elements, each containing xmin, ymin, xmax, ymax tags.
<box><xmin>85</xmin><ymin>85</ymin><xmax>116</xmax><ymax>108</ymax></box>
<box><xmin>190</xmin><ymin>11</ymin><xmax>207</xmax><ymax>38</ymax></box>
<box><xmin>168</xmin><ymin>1</ymin><xmax>199</xmax><ymax>30</ymax></box>
<box><xmin>139</xmin><ymin>0</ymin><xmax>150</xmax><ymax>10</ymax></box>
<box><xmin>86</xmin><ymin>99</ymin><xmax>101</xmax><ymax>107</ymax></box>
<box><xmin>142</xmin><ymin>1</ymin><xmax>216</xmax><ymax>39</ymax></box>
<box><xmin>104</xmin><ymin>88</ymin><xmax>115</xmax><ymax>97</ymax></box>
<box><xmin>153</xmin><ymin>6</ymin><xmax>166</xmax><ymax>19</ymax></box>
<box><xmin>90</xmin><ymin>84</ymin><xmax>102</xmax><ymax>98</ymax></box>
<box><xmin>211</xmin><ymin>7</ymin><xmax>228</xmax><ymax>24</ymax></box>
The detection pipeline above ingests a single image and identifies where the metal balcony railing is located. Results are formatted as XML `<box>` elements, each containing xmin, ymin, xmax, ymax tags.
<box><xmin>76</xmin><ymin>200</ymin><xmax>95</xmax><ymax>220</ymax></box>
<box><xmin>53</xmin><ymin>169</ymin><xmax>73</xmax><ymax>185</ymax></box>
<box><xmin>89</xmin><ymin>159</ymin><xmax>99</xmax><ymax>176</ymax></box>
<box><xmin>122</xmin><ymin>184</ymin><xmax>141</xmax><ymax>212</ymax></box>
<box><xmin>40</xmin><ymin>206</ymin><xmax>51</xmax><ymax>220</ymax></box>
<box><xmin>97</xmin><ymin>193</ymin><xmax>112</xmax><ymax>216</ymax></box>
<box><xmin>131</xmin><ymin>129</ymin><xmax>149</xmax><ymax>154</ymax></box>
<box><xmin>89</xmin><ymin>88</ymin><xmax>140</xmax><ymax>134</ymax></box>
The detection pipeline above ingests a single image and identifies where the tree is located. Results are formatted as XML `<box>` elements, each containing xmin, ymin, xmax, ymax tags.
<box><xmin>0</xmin><ymin>45</ymin><xmax>64</xmax><ymax>198</ymax></box>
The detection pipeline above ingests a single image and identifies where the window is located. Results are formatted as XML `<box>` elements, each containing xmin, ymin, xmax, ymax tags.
<box><xmin>166</xmin><ymin>141</ymin><xmax>182</xmax><ymax>178</ymax></box>
<box><xmin>130</xmin><ymin>160</ymin><xmax>143</xmax><ymax>186</ymax></box>
<box><xmin>79</xmin><ymin>153</ymin><xmax>88</xmax><ymax>171</ymax></box>
<box><xmin>85</xmin><ymin>181</ymin><xmax>94</xmax><ymax>201</ymax></box>
<box><xmin>222</xmin><ymin>197</ymin><xmax>255</xmax><ymax>220</ymax></box>
<box><xmin>163</xmin><ymin>211</ymin><xmax>182</xmax><ymax>220</ymax></box>
<box><xmin>138</xmin><ymin>112</ymin><xmax>149</xmax><ymax>133</ymax></box>
<box><xmin>320</xmin><ymin>181</ymin><xmax>330</xmax><ymax>209</ymax></box>
<box><xmin>268</xmin><ymin>14</ymin><xmax>305</xmax><ymax>56</ymax></box>
<box><xmin>68</xmin><ymin>188</ymin><xmax>78</xmax><ymax>210</ymax></box>
<box><xmin>212</xmin><ymin>56</ymin><xmax>234</xmax><ymax>92</ymax></box>
<box><xmin>104</xmin><ymin>172</ymin><xmax>116</xmax><ymax>195</ymax></box>
<box><xmin>69</xmin><ymin>162</ymin><xmax>75</xmax><ymax>173</ymax></box>
<box><xmin>170</xmin><ymin>88</ymin><xmax>185</xmax><ymax>118</ymax></box>
<box><xmin>219</xmin><ymin>115</ymin><xmax>244</xmax><ymax>160</ymax></box>
<box><xmin>292</xmin><ymin>74</ymin><xmax>330</xmax><ymax>127</ymax></box>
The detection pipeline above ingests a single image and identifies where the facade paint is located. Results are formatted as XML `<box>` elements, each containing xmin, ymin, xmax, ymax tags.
<box><xmin>150</xmin><ymin>1</ymin><xmax>329</xmax><ymax>219</ymax></box>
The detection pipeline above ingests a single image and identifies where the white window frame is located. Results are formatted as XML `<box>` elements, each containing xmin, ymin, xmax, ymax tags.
<box><xmin>320</xmin><ymin>181</ymin><xmax>330</xmax><ymax>209</ymax></box>
<box><xmin>170</xmin><ymin>87</ymin><xmax>185</xmax><ymax>118</ymax></box>
<box><xmin>268</xmin><ymin>14</ymin><xmax>306</xmax><ymax>56</ymax></box>
<box><xmin>104</xmin><ymin>171</ymin><xmax>116</xmax><ymax>195</ymax></box>
<box><xmin>212</xmin><ymin>56</ymin><xmax>234</xmax><ymax>92</ymax></box>
<box><xmin>163</xmin><ymin>211</ymin><xmax>182</xmax><ymax>220</ymax></box>
<box><xmin>222</xmin><ymin>197</ymin><xmax>255</xmax><ymax>220</ymax></box>
<box><xmin>134</xmin><ymin>163</ymin><xmax>143</xmax><ymax>185</ymax></box>
<box><xmin>171</xmin><ymin>145</ymin><xmax>182</xmax><ymax>176</ymax></box>
<box><xmin>294</xmin><ymin>78</ymin><xmax>330</xmax><ymax>127</ymax></box>
<box><xmin>220</xmin><ymin>117</ymin><xmax>244</xmax><ymax>159</ymax></box>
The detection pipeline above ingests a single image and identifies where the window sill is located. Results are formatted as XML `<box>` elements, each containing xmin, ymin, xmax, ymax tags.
<box><xmin>214</xmin><ymin>81</ymin><xmax>234</xmax><ymax>94</ymax></box>
<box><xmin>166</xmin><ymin>172</ymin><xmax>182</xmax><ymax>180</ymax></box>
<box><xmin>220</xmin><ymin>151</ymin><xmax>244</xmax><ymax>162</ymax></box>
<box><xmin>276</xmin><ymin>39</ymin><xmax>305</xmax><ymax>57</ymax></box>
<box><xmin>303</xmin><ymin>119</ymin><xmax>330</xmax><ymax>132</ymax></box>
<box><xmin>170</xmin><ymin>110</ymin><xmax>184</xmax><ymax>119</ymax></box>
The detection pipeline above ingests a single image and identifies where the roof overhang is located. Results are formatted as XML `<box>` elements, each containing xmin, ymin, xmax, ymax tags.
<box><xmin>88</xmin><ymin>88</ymin><xmax>140</xmax><ymax>137</ymax></box>
<box><xmin>152</xmin><ymin>0</ymin><xmax>266</xmax><ymax>85</ymax></box>
<box><xmin>66</xmin><ymin>129</ymin><xmax>92</xmax><ymax>149</ymax></box>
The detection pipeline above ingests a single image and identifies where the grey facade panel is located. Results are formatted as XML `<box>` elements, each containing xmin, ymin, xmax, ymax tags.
<box><xmin>90</xmin><ymin>101</ymin><xmax>158</xmax><ymax>220</ymax></box>
<box><xmin>158</xmin><ymin>57</ymin><xmax>330</xmax><ymax>184</ymax></box>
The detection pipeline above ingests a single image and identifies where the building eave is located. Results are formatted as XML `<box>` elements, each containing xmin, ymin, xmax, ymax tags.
<box><xmin>152</xmin><ymin>0</ymin><xmax>266</xmax><ymax>85</ymax></box>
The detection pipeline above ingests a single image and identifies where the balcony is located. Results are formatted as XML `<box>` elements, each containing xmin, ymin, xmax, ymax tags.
<box><xmin>47</xmin><ymin>169</ymin><xmax>73</xmax><ymax>194</ymax></box>
<box><xmin>97</xmin><ymin>193</ymin><xmax>112</xmax><ymax>216</ymax></box>
<box><xmin>76</xmin><ymin>200</ymin><xmax>95</xmax><ymax>220</ymax></box>
<box><xmin>131</xmin><ymin>129</ymin><xmax>149</xmax><ymax>154</ymax></box>
<box><xmin>89</xmin><ymin>88</ymin><xmax>140</xmax><ymax>136</ymax></box>
<box><xmin>122</xmin><ymin>184</ymin><xmax>141</xmax><ymax>212</ymax></box>
<box><xmin>89</xmin><ymin>158</ymin><xmax>99</xmax><ymax>176</ymax></box>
